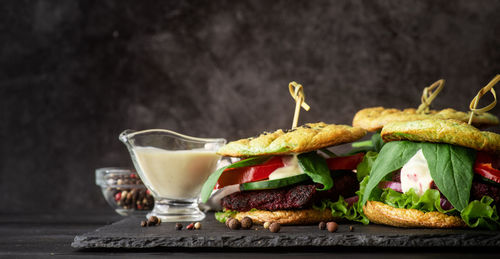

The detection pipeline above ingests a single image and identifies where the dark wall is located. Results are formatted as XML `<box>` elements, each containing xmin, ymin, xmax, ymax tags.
<box><xmin>1</xmin><ymin>0</ymin><xmax>499</xmax><ymax>213</ymax></box>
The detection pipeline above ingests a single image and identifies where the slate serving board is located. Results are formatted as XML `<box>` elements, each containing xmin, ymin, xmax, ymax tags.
<box><xmin>72</xmin><ymin>212</ymin><xmax>500</xmax><ymax>249</ymax></box>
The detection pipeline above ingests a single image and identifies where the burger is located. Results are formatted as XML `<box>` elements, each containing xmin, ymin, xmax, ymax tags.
<box><xmin>200</xmin><ymin>122</ymin><xmax>369</xmax><ymax>225</ymax></box>
<box><xmin>360</xmin><ymin>119</ymin><xmax>500</xmax><ymax>229</ymax></box>
<box><xmin>353</xmin><ymin>106</ymin><xmax>499</xmax><ymax>132</ymax></box>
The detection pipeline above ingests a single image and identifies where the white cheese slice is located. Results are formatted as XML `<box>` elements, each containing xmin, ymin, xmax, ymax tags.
<box><xmin>268</xmin><ymin>155</ymin><xmax>305</xmax><ymax>180</ymax></box>
<box><xmin>400</xmin><ymin>149</ymin><xmax>434</xmax><ymax>196</ymax></box>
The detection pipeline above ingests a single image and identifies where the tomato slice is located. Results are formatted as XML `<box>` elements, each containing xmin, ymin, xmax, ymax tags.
<box><xmin>215</xmin><ymin>156</ymin><xmax>284</xmax><ymax>189</ymax></box>
<box><xmin>474</xmin><ymin>151</ymin><xmax>500</xmax><ymax>184</ymax></box>
<box><xmin>475</xmin><ymin>163</ymin><xmax>500</xmax><ymax>184</ymax></box>
<box><xmin>326</xmin><ymin>153</ymin><xmax>364</xmax><ymax>171</ymax></box>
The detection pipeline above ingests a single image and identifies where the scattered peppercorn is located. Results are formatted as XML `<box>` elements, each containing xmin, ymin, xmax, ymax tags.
<box><xmin>175</xmin><ymin>223</ymin><xmax>183</xmax><ymax>230</ymax></box>
<box><xmin>225</xmin><ymin>218</ymin><xmax>232</xmax><ymax>228</ymax></box>
<box><xmin>194</xmin><ymin>222</ymin><xmax>201</xmax><ymax>230</ymax></box>
<box><xmin>241</xmin><ymin>217</ymin><xmax>253</xmax><ymax>229</ymax></box>
<box><xmin>327</xmin><ymin>222</ymin><xmax>338</xmax><ymax>233</ymax></box>
<box><xmin>318</xmin><ymin>221</ymin><xmax>326</xmax><ymax>230</ymax></box>
<box><xmin>148</xmin><ymin>216</ymin><xmax>159</xmax><ymax>225</ymax></box>
<box><xmin>186</xmin><ymin>223</ymin><xmax>194</xmax><ymax>230</ymax></box>
<box><xmin>269</xmin><ymin>222</ymin><xmax>280</xmax><ymax>233</ymax></box>
<box><xmin>229</xmin><ymin>219</ymin><xmax>241</xmax><ymax>230</ymax></box>
<box><xmin>349</xmin><ymin>225</ymin><xmax>354</xmax><ymax>232</ymax></box>
<box><xmin>263</xmin><ymin>221</ymin><xmax>271</xmax><ymax>229</ymax></box>
<box><xmin>140</xmin><ymin>220</ymin><xmax>148</xmax><ymax>227</ymax></box>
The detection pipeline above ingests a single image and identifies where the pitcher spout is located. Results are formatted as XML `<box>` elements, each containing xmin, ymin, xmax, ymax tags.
<box><xmin>119</xmin><ymin>129</ymin><xmax>136</xmax><ymax>146</ymax></box>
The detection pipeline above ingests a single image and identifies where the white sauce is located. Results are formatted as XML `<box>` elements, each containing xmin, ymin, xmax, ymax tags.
<box><xmin>132</xmin><ymin>146</ymin><xmax>220</xmax><ymax>199</ymax></box>
<box><xmin>268</xmin><ymin>155</ymin><xmax>305</xmax><ymax>180</ymax></box>
<box><xmin>400</xmin><ymin>149</ymin><xmax>434</xmax><ymax>196</ymax></box>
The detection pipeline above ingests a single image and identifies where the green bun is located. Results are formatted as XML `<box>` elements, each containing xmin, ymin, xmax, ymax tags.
<box><xmin>217</xmin><ymin>122</ymin><xmax>366</xmax><ymax>157</ymax></box>
<box><xmin>353</xmin><ymin>107</ymin><xmax>499</xmax><ymax>132</ymax></box>
<box><xmin>381</xmin><ymin>119</ymin><xmax>500</xmax><ymax>152</ymax></box>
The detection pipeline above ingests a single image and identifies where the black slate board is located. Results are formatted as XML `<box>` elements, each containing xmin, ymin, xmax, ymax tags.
<box><xmin>72</xmin><ymin>212</ymin><xmax>500</xmax><ymax>249</ymax></box>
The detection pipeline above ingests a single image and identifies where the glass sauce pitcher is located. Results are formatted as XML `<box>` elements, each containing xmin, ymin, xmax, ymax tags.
<box><xmin>119</xmin><ymin>129</ymin><xmax>226</xmax><ymax>222</ymax></box>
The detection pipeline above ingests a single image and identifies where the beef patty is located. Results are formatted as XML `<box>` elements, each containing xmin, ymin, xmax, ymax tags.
<box><xmin>221</xmin><ymin>172</ymin><xmax>358</xmax><ymax>212</ymax></box>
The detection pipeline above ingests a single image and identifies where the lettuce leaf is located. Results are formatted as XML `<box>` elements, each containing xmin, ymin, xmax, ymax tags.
<box><xmin>215</xmin><ymin>209</ymin><xmax>238</xmax><ymax>223</ymax></box>
<box><xmin>373</xmin><ymin>187</ymin><xmax>499</xmax><ymax>229</ymax></box>
<box><xmin>461</xmin><ymin>196</ymin><xmax>500</xmax><ymax>230</ymax></box>
<box><xmin>313</xmin><ymin>196</ymin><xmax>369</xmax><ymax>225</ymax></box>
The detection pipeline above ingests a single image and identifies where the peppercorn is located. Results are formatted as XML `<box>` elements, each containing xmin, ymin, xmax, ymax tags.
<box><xmin>327</xmin><ymin>222</ymin><xmax>338</xmax><ymax>233</ymax></box>
<box><xmin>349</xmin><ymin>225</ymin><xmax>354</xmax><ymax>232</ymax></box>
<box><xmin>186</xmin><ymin>223</ymin><xmax>194</xmax><ymax>230</ymax></box>
<box><xmin>194</xmin><ymin>222</ymin><xmax>201</xmax><ymax>230</ymax></box>
<box><xmin>140</xmin><ymin>220</ymin><xmax>148</xmax><ymax>227</ymax></box>
<box><xmin>269</xmin><ymin>222</ymin><xmax>280</xmax><ymax>233</ymax></box>
<box><xmin>175</xmin><ymin>223</ymin><xmax>183</xmax><ymax>230</ymax></box>
<box><xmin>318</xmin><ymin>221</ymin><xmax>326</xmax><ymax>230</ymax></box>
<box><xmin>228</xmin><ymin>219</ymin><xmax>241</xmax><ymax>230</ymax></box>
<box><xmin>225</xmin><ymin>218</ymin><xmax>233</xmax><ymax>228</ymax></box>
<box><xmin>263</xmin><ymin>221</ymin><xmax>271</xmax><ymax>229</ymax></box>
<box><xmin>148</xmin><ymin>216</ymin><xmax>159</xmax><ymax>225</ymax></box>
<box><xmin>240</xmin><ymin>217</ymin><xmax>253</xmax><ymax>229</ymax></box>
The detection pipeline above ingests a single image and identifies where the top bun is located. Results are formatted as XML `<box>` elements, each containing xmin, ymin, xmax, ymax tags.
<box><xmin>217</xmin><ymin>122</ymin><xmax>366</xmax><ymax>157</ymax></box>
<box><xmin>381</xmin><ymin>119</ymin><xmax>500</xmax><ymax>152</ymax></box>
<box><xmin>353</xmin><ymin>107</ymin><xmax>499</xmax><ymax>132</ymax></box>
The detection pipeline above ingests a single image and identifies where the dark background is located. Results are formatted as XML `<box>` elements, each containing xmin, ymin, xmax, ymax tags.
<box><xmin>1</xmin><ymin>0</ymin><xmax>499</xmax><ymax>213</ymax></box>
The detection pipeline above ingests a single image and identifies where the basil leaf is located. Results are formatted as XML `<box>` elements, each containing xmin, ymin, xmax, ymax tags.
<box><xmin>371</xmin><ymin>133</ymin><xmax>385</xmax><ymax>153</ymax></box>
<box><xmin>421</xmin><ymin>143</ymin><xmax>476</xmax><ymax>211</ymax></box>
<box><xmin>361</xmin><ymin>141</ymin><xmax>421</xmax><ymax>205</ymax></box>
<box><xmin>356</xmin><ymin>151</ymin><xmax>378</xmax><ymax>181</ymax></box>
<box><xmin>200</xmin><ymin>156</ymin><xmax>271</xmax><ymax>202</ymax></box>
<box><xmin>298</xmin><ymin>152</ymin><xmax>333</xmax><ymax>191</ymax></box>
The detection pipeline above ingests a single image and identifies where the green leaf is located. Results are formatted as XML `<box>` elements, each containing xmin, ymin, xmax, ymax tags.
<box><xmin>320</xmin><ymin>148</ymin><xmax>338</xmax><ymax>158</ymax></box>
<box><xmin>461</xmin><ymin>196</ymin><xmax>500</xmax><ymax>230</ymax></box>
<box><xmin>361</xmin><ymin>141</ymin><xmax>421</xmax><ymax>205</ymax></box>
<box><xmin>356</xmin><ymin>151</ymin><xmax>378</xmax><ymax>181</ymax></box>
<box><xmin>380</xmin><ymin>188</ymin><xmax>454</xmax><ymax>214</ymax></box>
<box><xmin>214</xmin><ymin>209</ymin><xmax>238</xmax><ymax>223</ymax></box>
<box><xmin>350</xmin><ymin>133</ymin><xmax>385</xmax><ymax>154</ymax></box>
<box><xmin>421</xmin><ymin>143</ymin><xmax>476</xmax><ymax>211</ymax></box>
<box><xmin>200</xmin><ymin>156</ymin><xmax>271</xmax><ymax>202</ymax></box>
<box><xmin>313</xmin><ymin>196</ymin><xmax>369</xmax><ymax>224</ymax></box>
<box><xmin>298</xmin><ymin>152</ymin><xmax>333</xmax><ymax>191</ymax></box>
<box><xmin>351</xmin><ymin>140</ymin><xmax>373</xmax><ymax>148</ymax></box>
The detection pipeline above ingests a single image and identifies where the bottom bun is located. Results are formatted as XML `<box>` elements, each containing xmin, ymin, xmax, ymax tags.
<box><xmin>363</xmin><ymin>201</ymin><xmax>466</xmax><ymax>228</ymax></box>
<box><xmin>233</xmin><ymin>209</ymin><xmax>338</xmax><ymax>225</ymax></box>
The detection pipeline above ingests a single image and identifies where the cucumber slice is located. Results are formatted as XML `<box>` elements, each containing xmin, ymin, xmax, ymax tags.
<box><xmin>240</xmin><ymin>174</ymin><xmax>310</xmax><ymax>191</ymax></box>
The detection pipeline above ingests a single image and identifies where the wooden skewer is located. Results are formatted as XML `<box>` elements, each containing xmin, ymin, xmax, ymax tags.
<box><xmin>288</xmin><ymin>82</ymin><xmax>310</xmax><ymax>128</ymax></box>
<box><xmin>468</xmin><ymin>75</ymin><xmax>499</xmax><ymax>124</ymax></box>
<box><xmin>416</xmin><ymin>79</ymin><xmax>445</xmax><ymax>114</ymax></box>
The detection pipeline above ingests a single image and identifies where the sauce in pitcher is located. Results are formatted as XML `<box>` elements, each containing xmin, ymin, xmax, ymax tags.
<box><xmin>132</xmin><ymin>146</ymin><xmax>220</xmax><ymax>199</ymax></box>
